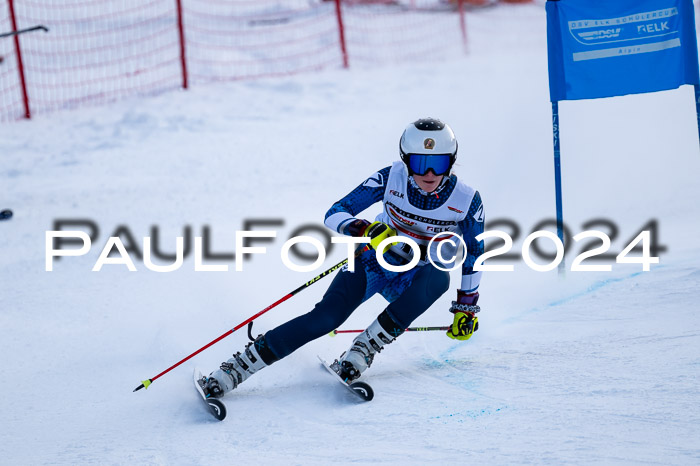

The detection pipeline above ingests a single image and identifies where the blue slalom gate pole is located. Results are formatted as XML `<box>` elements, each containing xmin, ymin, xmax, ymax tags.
<box><xmin>552</xmin><ymin>101</ymin><xmax>565</xmax><ymax>274</ymax></box>
<box><xmin>694</xmin><ymin>84</ymin><xmax>700</xmax><ymax>149</ymax></box>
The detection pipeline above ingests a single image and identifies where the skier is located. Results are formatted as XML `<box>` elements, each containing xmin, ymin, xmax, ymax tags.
<box><xmin>203</xmin><ymin>118</ymin><xmax>485</xmax><ymax>398</ymax></box>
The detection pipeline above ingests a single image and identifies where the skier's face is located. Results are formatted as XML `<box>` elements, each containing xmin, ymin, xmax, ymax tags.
<box><xmin>413</xmin><ymin>171</ymin><xmax>443</xmax><ymax>193</ymax></box>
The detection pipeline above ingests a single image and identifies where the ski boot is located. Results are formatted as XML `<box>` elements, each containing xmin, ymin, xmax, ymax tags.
<box><xmin>332</xmin><ymin>310</ymin><xmax>404</xmax><ymax>382</ymax></box>
<box><xmin>205</xmin><ymin>335</ymin><xmax>277</xmax><ymax>398</ymax></box>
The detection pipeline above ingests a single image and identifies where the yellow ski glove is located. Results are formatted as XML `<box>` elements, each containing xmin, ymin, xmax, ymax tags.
<box><xmin>446</xmin><ymin>311</ymin><xmax>479</xmax><ymax>341</ymax></box>
<box><xmin>446</xmin><ymin>291</ymin><xmax>480</xmax><ymax>341</ymax></box>
<box><xmin>363</xmin><ymin>221</ymin><xmax>398</xmax><ymax>254</ymax></box>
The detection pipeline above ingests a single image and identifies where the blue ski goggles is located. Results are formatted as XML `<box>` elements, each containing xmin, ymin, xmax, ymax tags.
<box><xmin>406</xmin><ymin>154</ymin><xmax>453</xmax><ymax>176</ymax></box>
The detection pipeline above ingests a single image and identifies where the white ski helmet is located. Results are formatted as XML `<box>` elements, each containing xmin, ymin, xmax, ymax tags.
<box><xmin>399</xmin><ymin>118</ymin><xmax>458</xmax><ymax>176</ymax></box>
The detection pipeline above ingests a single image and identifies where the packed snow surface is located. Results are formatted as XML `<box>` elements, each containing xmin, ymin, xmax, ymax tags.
<box><xmin>1</xmin><ymin>4</ymin><xmax>700</xmax><ymax>464</ymax></box>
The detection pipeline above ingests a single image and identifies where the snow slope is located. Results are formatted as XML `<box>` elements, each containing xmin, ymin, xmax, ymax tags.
<box><xmin>1</xmin><ymin>4</ymin><xmax>700</xmax><ymax>464</ymax></box>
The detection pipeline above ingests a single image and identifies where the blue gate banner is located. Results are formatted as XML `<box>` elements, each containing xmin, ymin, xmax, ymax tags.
<box><xmin>546</xmin><ymin>0</ymin><xmax>700</xmax><ymax>101</ymax></box>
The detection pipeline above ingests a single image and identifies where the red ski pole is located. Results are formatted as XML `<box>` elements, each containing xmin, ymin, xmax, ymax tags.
<box><xmin>133</xmin><ymin>251</ymin><xmax>364</xmax><ymax>392</ymax></box>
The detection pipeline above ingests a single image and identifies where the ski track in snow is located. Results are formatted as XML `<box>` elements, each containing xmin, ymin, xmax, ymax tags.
<box><xmin>1</xmin><ymin>3</ymin><xmax>700</xmax><ymax>465</ymax></box>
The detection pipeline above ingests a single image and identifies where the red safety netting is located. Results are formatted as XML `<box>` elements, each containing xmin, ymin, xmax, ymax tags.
<box><xmin>0</xmin><ymin>0</ymin><xmax>490</xmax><ymax>121</ymax></box>
<box><xmin>182</xmin><ymin>0</ymin><xmax>343</xmax><ymax>84</ymax></box>
<box><xmin>2</xmin><ymin>0</ymin><xmax>182</xmax><ymax>120</ymax></box>
<box><xmin>0</xmin><ymin>5</ymin><xmax>24</xmax><ymax>121</ymax></box>
<box><xmin>341</xmin><ymin>0</ymin><xmax>467</xmax><ymax>66</ymax></box>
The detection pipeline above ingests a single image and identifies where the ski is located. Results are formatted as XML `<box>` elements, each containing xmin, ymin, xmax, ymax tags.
<box><xmin>193</xmin><ymin>368</ymin><xmax>227</xmax><ymax>421</ymax></box>
<box><xmin>317</xmin><ymin>355</ymin><xmax>374</xmax><ymax>401</ymax></box>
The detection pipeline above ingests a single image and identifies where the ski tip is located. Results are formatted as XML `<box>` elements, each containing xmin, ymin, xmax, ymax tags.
<box><xmin>350</xmin><ymin>381</ymin><xmax>374</xmax><ymax>401</ymax></box>
<box><xmin>207</xmin><ymin>399</ymin><xmax>227</xmax><ymax>421</ymax></box>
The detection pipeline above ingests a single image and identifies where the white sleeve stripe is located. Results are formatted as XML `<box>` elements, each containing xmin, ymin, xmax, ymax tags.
<box><xmin>325</xmin><ymin>212</ymin><xmax>354</xmax><ymax>233</ymax></box>
<box><xmin>460</xmin><ymin>271</ymin><xmax>482</xmax><ymax>293</ymax></box>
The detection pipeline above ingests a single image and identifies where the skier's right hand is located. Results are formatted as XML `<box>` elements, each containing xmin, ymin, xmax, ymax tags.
<box><xmin>363</xmin><ymin>221</ymin><xmax>398</xmax><ymax>253</ymax></box>
<box><xmin>344</xmin><ymin>219</ymin><xmax>371</xmax><ymax>237</ymax></box>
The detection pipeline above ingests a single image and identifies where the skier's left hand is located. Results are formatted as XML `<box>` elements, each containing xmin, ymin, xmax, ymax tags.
<box><xmin>446</xmin><ymin>291</ymin><xmax>480</xmax><ymax>341</ymax></box>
